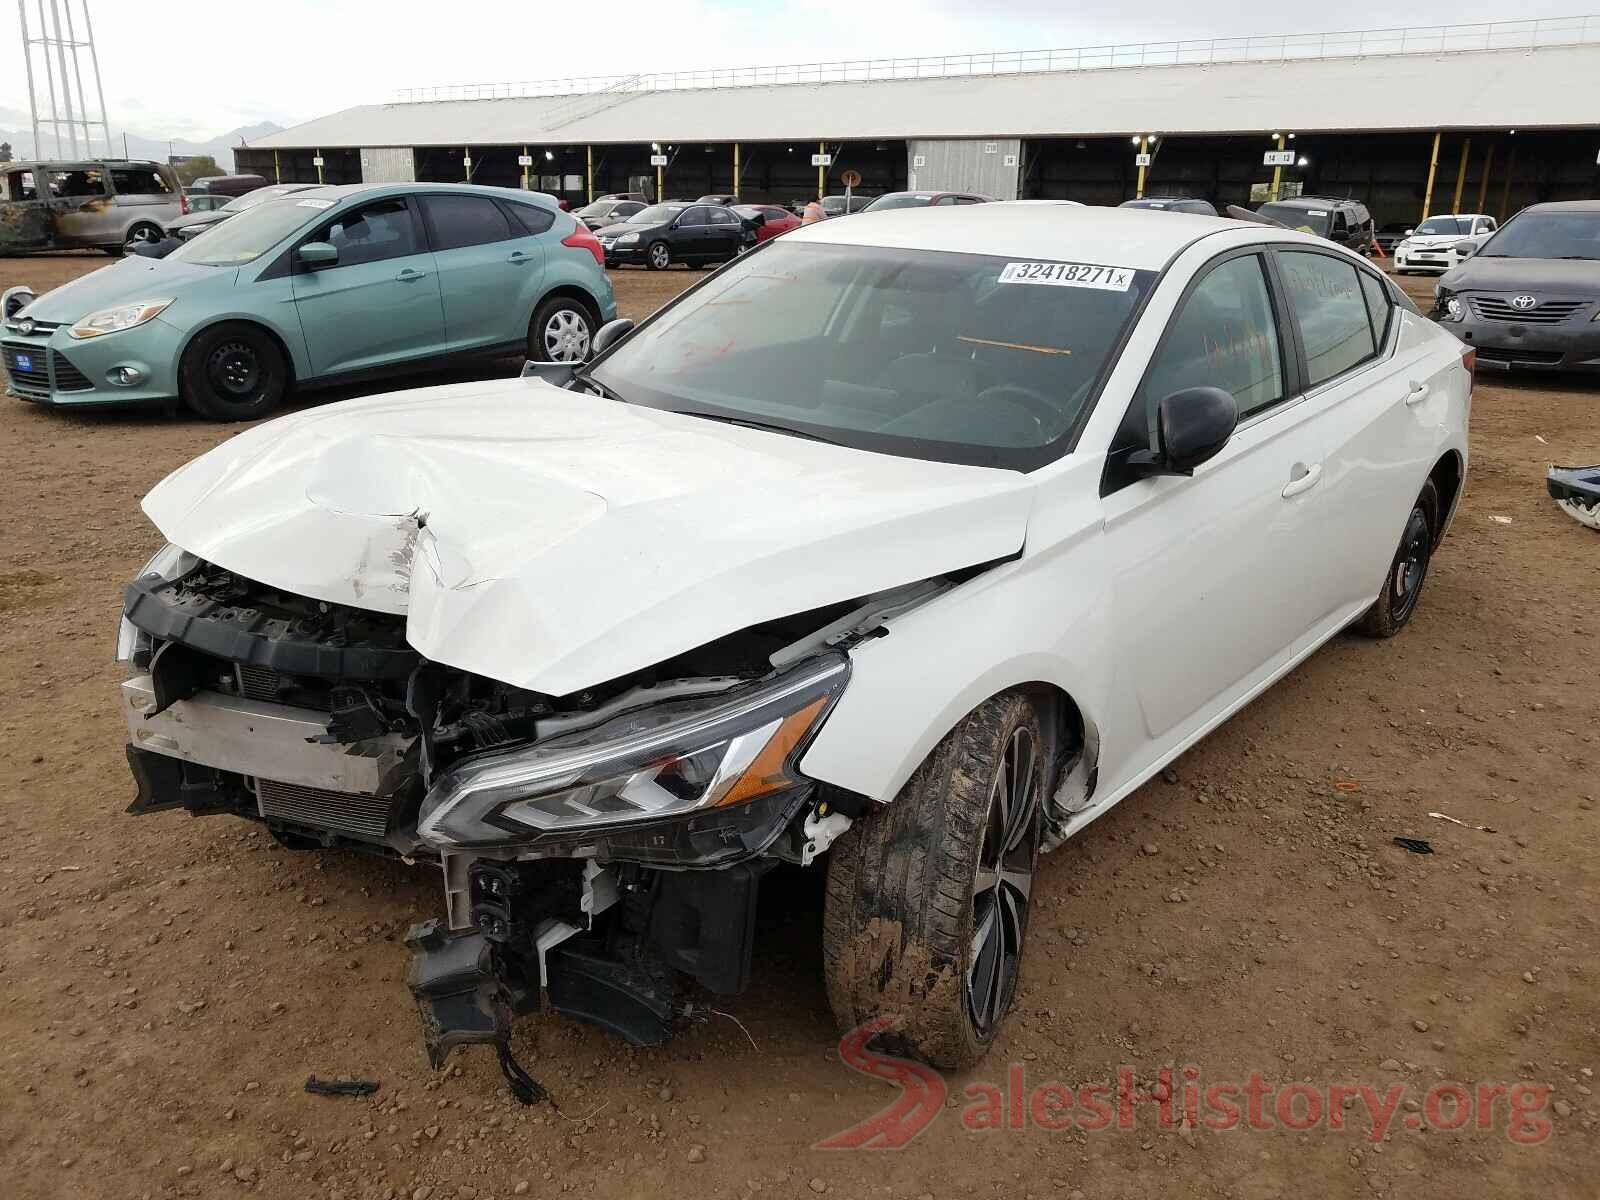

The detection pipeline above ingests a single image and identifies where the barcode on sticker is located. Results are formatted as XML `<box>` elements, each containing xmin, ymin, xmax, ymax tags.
<box><xmin>999</xmin><ymin>262</ymin><xmax>1134</xmax><ymax>291</ymax></box>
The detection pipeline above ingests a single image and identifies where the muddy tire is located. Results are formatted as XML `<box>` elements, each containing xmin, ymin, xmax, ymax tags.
<box><xmin>178</xmin><ymin>322</ymin><xmax>289</xmax><ymax>422</ymax></box>
<box><xmin>822</xmin><ymin>691</ymin><xmax>1048</xmax><ymax>1069</ymax></box>
<box><xmin>1359</xmin><ymin>478</ymin><xmax>1439</xmax><ymax>638</ymax></box>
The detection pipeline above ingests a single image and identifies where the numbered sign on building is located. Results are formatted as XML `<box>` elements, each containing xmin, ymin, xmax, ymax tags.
<box><xmin>1263</xmin><ymin>150</ymin><xmax>1296</xmax><ymax>166</ymax></box>
<box><xmin>650</xmin><ymin>154</ymin><xmax>668</xmax><ymax>166</ymax></box>
<box><xmin>811</xmin><ymin>153</ymin><xmax>833</xmax><ymax>167</ymax></box>
<box><xmin>517</xmin><ymin>154</ymin><xmax>533</xmax><ymax>166</ymax></box>
<box><xmin>1135</xmin><ymin>153</ymin><xmax>1152</xmax><ymax>167</ymax></box>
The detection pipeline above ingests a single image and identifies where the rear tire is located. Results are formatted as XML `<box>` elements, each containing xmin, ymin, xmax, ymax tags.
<box><xmin>527</xmin><ymin>295</ymin><xmax>596</xmax><ymax>362</ymax></box>
<box><xmin>646</xmin><ymin>240</ymin><xmax>670</xmax><ymax>271</ymax></box>
<box><xmin>822</xmin><ymin>691</ymin><xmax>1047</xmax><ymax>1069</ymax></box>
<box><xmin>1359</xmin><ymin>479</ymin><xmax>1439</xmax><ymax>638</ymax></box>
<box><xmin>179</xmin><ymin>322</ymin><xmax>288</xmax><ymax>422</ymax></box>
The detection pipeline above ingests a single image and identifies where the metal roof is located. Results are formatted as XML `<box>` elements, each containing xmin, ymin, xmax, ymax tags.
<box><xmin>248</xmin><ymin>41</ymin><xmax>1600</xmax><ymax>151</ymax></box>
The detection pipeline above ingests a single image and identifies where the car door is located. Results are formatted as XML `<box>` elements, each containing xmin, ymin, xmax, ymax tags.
<box><xmin>418</xmin><ymin>192</ymin><xmax>537</xmax><ymax>352</ymax></box>
<box><xmin>706</xmin><ymin>206</ymin><xmax>742</xmax><ymax>258</ymax></box>
<box><xmin>1272</xmin><ymin>248</ymin><xmax>1455</xmax><ymax>617</ymax></box>
<box><xmin>671</xmin><ymin>206</ymin><xmax>713</xmax><ymax>260</ymax></box>
<box><xmin>1100</xmin><ymin>249</ymin><xmax>1336</xmax><ymax>762</ymax></box>
<box><xmin>49</xmin><ymin>165</ymin><xmax>118</xmax><ymax>247</ymax></box>
<box><xmin>0</xmin><ymin>166</ymin><xmax>53</xmax><ymax>252</ymax></box>
<box><xmin>289</xmin><ymin>195</ymin><xmax>448</xmax><ymax>377</ymax></box>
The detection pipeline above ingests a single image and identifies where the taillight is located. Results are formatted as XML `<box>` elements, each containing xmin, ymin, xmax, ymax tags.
<box><xmin>1461</xmin><ymin>347</ymin><xmax>1475</xmax><ymax>374</ymax></box>
<box><xmin>179</xmin><ymin>192</ymin><xmax>190</xmax><ymax>215</ymax></box>
<box><xmin>562</xmin><ymin>224</ymin><xmax>604</xmax><ymax>268</ymax></box>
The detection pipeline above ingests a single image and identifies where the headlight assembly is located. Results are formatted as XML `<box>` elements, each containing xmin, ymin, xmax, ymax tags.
<box><xmin>618</xmin><ymin>233</ymin><xmax>640</xmax><ymax>245</ymax></box>
<box><xmin>417</xmin><ymin>655</ymin><xmax>850</xmax><ymax>849</ymax></box>
<box><xmin>116</xmin><ymin>542</ymin><xmax>198</xmax><ymax>662</ymax></box>
<box><xmin>70</xmin><ymin>298</ymin><xmax>173</xmax><ymax>340</ymax></box>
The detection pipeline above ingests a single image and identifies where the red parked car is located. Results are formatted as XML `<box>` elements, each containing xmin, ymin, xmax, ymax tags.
<box><xmin>733</xmin><ymin>203</ymin><xmax>800</xmax><ymax>242</ymax></box>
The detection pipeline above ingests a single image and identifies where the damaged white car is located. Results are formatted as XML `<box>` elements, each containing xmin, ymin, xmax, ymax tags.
<box><xmin>117</xmin><ymin>205</ymin><xmax>1472</xmax><ymax>1087</ymax></box>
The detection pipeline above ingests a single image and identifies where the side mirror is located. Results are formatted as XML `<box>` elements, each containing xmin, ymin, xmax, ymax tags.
<box><xmin>1129</xmin><ymin>387</ymin><xmax>1238</xmax><ymax>478</ymax></box>
<box><xmin>1404</xmin><ymin>228</ymin><xmax>1414</xmax><ymax>236</ymax></box>
<box><xmin>1453</xmin><ymin>240</ymin><xmax>1477</xmax><ymax>258</ymax></box>
<box><xmin>297</xmin><ymin>241</ymin><xmax>339</xmax><ymax>267</ymax></box>
<box><xmin>591</xmin><ymin>318</ymin><xmax>634</xmax><ymax>358</ymax></box>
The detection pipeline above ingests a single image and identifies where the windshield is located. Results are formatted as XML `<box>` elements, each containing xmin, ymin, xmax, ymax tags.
<box><xmin>222</xmin><ymin>186</ymin><xmax>311</xmax><ymax>213</ymax></box>
<box><xmin>628</xmin><ymin>204</ymin><xmax>684</xmax><ymax>224</ymax></box>
<box><xmin>589</xmin><ymin>242</ymin><xmax>1153</xmax><ymax>470</ymax></box>
<box><xmin>1478</xmin><ymin>212</ymin><xmax>1600</xmax><ymax>260</ymax></box>
<box><xmin>1257</xmin><ymin>203</ymin><xmax>1329</xmax><ymax>236</ymax></box>
<box><xmin>168</xmin><ymin>198</ymin><xmax>319</xmax><ymax>266</ymax></box>
<box><xmin>575</xmin><ymin>201</ymin><xmax>614</xmax><ymax>217</ymax></box>
<box><xmin>863</xmin><ymin>194</ymin><xmax>933</xmax><ymax>211</ymax></box>
<box><xmin>1415</xmin><ymin>217</ymin><xmax>1473</xmax><ymax>236</ymax></box>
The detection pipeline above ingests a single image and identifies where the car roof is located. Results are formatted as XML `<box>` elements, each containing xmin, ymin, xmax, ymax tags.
<box><xmin>1522</xmin><ymin>199</ymin><xmax>1600</xmax><ymax>213</ymax></box>
<box><xmin>300</xmin><ymin>182</ymin><xmax>562</xmax><ymax>209</ymax></box>
<box><xmin>1264</xmin><ymin>196</ymin><xmax>1360</xmax><ymax>209</ymax></box>
<box><xmin>791</xmin><ymin>200</ymin><xmax>1269</xmax><ymax>269</ymax></box>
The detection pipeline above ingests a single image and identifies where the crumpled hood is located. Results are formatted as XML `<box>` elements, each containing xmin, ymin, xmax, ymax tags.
<box><xmin>142</xmin><ymin>378</ymin><xmax>1035</xmax><ymax>695</ymax></box>
<box><xmin>1441</xmin><ymin>255</ymin><xmax>1600</xmax><ymax>295</ymax></box>
<box><xmin>25</xmin><ymin>254</ymin><xmax>224</xmax><ymax>322</ymax></box>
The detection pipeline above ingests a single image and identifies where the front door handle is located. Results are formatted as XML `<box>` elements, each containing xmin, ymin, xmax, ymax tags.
<box><xmin>1281</xmin><ymin>462</ymin><xmax>1324</xmax><ymax>498</ymax></box>
<box><xmin>1404</xmin><ymin>380</ymin><xmax>1431</xmax><ymax>406</ymax></box>
<box><xmin>396</xmin><ymin>268</ymin><xmax>428</xmax><ymax>282</ymax></box>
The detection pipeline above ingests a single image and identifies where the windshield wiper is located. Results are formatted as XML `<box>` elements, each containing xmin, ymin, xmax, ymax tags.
<box><xmin>571</xmin><ymin>370</ymin><xmax>623</xmax><ymax>402</ymax></box>
<box><xmin>674</xmin><ymin>410</ymin><xmax>843</xmax><ymax>445</ymax></box>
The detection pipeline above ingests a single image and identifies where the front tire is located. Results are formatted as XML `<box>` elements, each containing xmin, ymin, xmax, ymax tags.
<box><xmin>822</xmin><ymin>691</ymin><xmax>1047</xmax><ymax>1069</ymax></box>
<box><xmin>646</xmin><ymin>240</ymin><xmax>671</xmax><ymax>271</ymax></box>
<box><xmin>178</xmin><ymin>322</ymin><xmax>288</xmax><ymax>421</ymax></box>
<box><xmin>1359</xmin><ymin>479</ymin><xmax>1439</xmax><ymax>637</ymax></box>
<box><xmin>527</xmin><ymin>296</ymin><xmax>596</xmax><ymax>363</ymax></box>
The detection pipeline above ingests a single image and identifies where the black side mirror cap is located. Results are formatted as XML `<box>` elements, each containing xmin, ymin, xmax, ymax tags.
<box><xmin>1128</xmin><ymin>386</ymin><xmax>1239</xmax><ymax>478</ymax></box>
<box><xmin>1452</xmin><ymin>240</ymin><xmax>1477</xmax><ymax>257</ymax></box>
<box><xmin>591</xmin><ymin>318</ymin><xmax>634</xmax><ymax>358</ymax></box>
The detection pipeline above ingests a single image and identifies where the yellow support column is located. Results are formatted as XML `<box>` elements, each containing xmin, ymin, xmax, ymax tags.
<box><xmin>1270</xmin><ymin>133</ymin><xmax>1285</xmax><ymax>201</ymax></box>
<box><xmin>1476</xmin><ymin>141</ymin><xmax>1496</xmax><ymax>213</ymax></box>
<box><xmin>273</xmin><ymin>149</ymin><xmax>280</xmax><ymax>183</ymax></box>
<box><xmin>586</xmin><ymin>145</ymin><xmax>594</xmax><ymax>203</ymax></box>
<box><xmin>1420</xmin><ymin>131</ymin><xmax>1442</xmax><ymax>222</ymax></box>
<box><xmin>656</xmin><ymin>160</ymin><xmax>663</xmax><ymax>203</ymax></box>
<box><xmin>733</xmin><ymin>142</ymin><xmax>740</xmax><ymax>197</ymax></box>
<box><xmin>817</xmin><ymin>140</ymin><xmax>826</xmax><ymax>200</ymax></box>
<box><xmin>315</xmin><ymin>148</ymin><xmax>324</xmax><ymax>185</ymax></box>
<box><xmin>1136</xmin><ymin>136</ymin><xmax>1150</xmax><ymax>199</ymax></box>
<box><xmin>1451</xmin><ymin>137</ymin><xmax>1472</xmax><ymax>213</ymax></box>
<box><xmin>1499</xmin><ymin>143</ymin><xmax>1517</xmax><ymax>221</ymax></box>
<box><xmin>521</xmin><ymin>145</ymin><xmax>529</xmax><ymax>191</ymax></box>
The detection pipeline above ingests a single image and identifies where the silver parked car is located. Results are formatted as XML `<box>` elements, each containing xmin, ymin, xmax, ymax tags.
<box><xmin>0</xmin><ymin>158</ymin><xmax>185</xmax><ymax>255</ymax></box>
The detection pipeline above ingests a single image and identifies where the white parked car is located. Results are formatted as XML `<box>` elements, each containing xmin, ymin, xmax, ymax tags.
<box><xmin>117</xmin><ymin>204</ymin><xmax>1471</xmax><ymax>1080</ymax></box>
<box><xmin>1394</xmin><ymin>213</ymin><xmax>1497</xmax><ymax>273</ymax></box>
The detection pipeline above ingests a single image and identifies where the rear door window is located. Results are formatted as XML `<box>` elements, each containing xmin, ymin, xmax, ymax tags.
<box><xmin>50</xmin><ymin>168</ymin><xmax>108</xmax><ymax>197</ymax></box>
<box><xmin>1277</xmin><ymin>250</ymin><xmax>1379</xmax><ymax>386</ymax></box>
<box><xmin>1358</xmin><ymin>270</ymin><xmax>1394</xmax><ymax>345</ymax></box>
<box><xmin>110</xmin><ymin>168</ymin><xmax>173</xmax><ymax>196</ymax></box>
<box><xmin>502</xmin><ymin>202</ymin><xmax>555</xmax><ymax>236</ymax></box>
<box><xmin>421</xmin><ymin>193</ymin><xmax>514</xmax><ymax>250</ymax></box>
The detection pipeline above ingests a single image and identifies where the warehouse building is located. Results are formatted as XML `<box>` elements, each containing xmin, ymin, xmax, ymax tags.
<box><xmin>237</xmin><ymin>17</ymin><xmax>1600</xmax><ymax>225</ymax></box>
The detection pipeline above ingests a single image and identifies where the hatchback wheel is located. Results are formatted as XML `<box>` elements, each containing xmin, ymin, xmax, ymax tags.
<box><xmin>646</xmin><ymin>241</ymin><xmax>671</xmax><ymax>271</ymax></box>
<box><xmin>528</xmin><ymin>297</ymin><xmax>595</xmax><ymax>363</ymax></box>
<box><xmin>178</xmin><ymin>322</ymin><xmax>288</xmax><ymax>421</ymax></box>
<box><xmin>823</xmin><ymin>691</ymin><xmax>1047</xmax><ymax>1068</ymax></box>
<box><xmin>1360</xmin><ymin>478</ymin><xmax>1439</xmax><ymax>637</ymax></box>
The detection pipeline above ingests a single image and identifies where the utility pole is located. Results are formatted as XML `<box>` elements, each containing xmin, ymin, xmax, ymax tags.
<box><xmin>17</xmin><ymin>1</ymin><xmax>113</xmax><ymax>160</ymax></box>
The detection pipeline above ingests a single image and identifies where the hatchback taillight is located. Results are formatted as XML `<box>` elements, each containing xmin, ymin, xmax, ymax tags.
<box><xmin>562</xmin><ymin>224</ymin><xmax>604</xmax><ymax>268</ymax></box>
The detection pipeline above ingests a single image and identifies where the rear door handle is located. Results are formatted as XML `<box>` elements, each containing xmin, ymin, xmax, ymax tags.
<box><xmin>1281</xmin><ymin>462</ymin><xmax>1323</xmax><ymax>498</ymax></box>
<box><xmin>396</xmin><ymin>268</ymin><xmax>428</xmax><ymax>282</ymax></box>
<box><xmin>508</xmin><ymin>250</ymin><xmax>532</xmax><ymax>263</ymax></box>
<box><xmin>1405</xmin><ymin>380</ymin><xmax>1431</xmax><ymax>406</ymax></box>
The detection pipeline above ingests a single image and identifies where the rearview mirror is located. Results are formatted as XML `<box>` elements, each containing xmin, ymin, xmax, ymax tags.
<box><xmin>1453</xmin><ymin>240</ymin><xmax>1477</xmax><ymax>258</ymax></box>
<box><xmin>297</xmin><ymin>241</ymin><xmax>339</xmax><ymax>267</ymax></box>
<box><xmin>591</xmin><ymin>318</ymin><xmax>634</xmax><ymax>358</ymax></box>
<box><xmin>1130</xmin><ymin>387</ymin><xmax>1238</xmax><ymax>478</ymax></box>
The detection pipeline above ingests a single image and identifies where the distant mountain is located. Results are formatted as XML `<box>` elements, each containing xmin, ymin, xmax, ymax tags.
<box><xmin>0</xmin><ymin>115</ymin><xmax>287</xmax><ymax>170</ymax></box>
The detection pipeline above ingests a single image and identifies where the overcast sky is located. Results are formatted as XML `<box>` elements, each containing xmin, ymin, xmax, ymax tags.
<box><xmin>1</xmin><ymin>1</ymin><xmax>1588</xmax><ymax>141</ymax></box>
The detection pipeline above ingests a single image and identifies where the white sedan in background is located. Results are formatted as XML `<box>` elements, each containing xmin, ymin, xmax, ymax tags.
<box><xmin>1394</xmin><ymin>212</ymin><xmax>1498</xmax><ymax>273</ymax></box>
<box><xmin>118</xmin><ymin>204</ymin><xmax>1471</xmax><ymax>1080</ymax></box>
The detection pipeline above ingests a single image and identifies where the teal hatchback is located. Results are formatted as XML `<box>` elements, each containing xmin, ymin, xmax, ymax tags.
<box><xmin>1</xmin><ymin>183</ymin><xmax>615</xmax><ymax>420</ymax></box>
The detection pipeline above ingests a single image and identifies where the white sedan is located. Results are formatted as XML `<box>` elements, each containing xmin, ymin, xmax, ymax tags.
<box><xmin>1394</xmin><ymin>212</ymin><xmax>1498</xmax><ymax>273</ymax></box>
<box><xmin>118</xmin><ymin>204</ymin><xmax>1471</xmax><ymax>1079</ymax></box>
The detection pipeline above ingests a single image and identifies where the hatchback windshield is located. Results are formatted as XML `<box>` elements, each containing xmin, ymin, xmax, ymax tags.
<box><xmin>1258</xmin><ymin>203</ymin><xmax>1329</xmax><ymax>235</ymax></box>
<box><xmin>168</xmin><ymin>198</ymin><xmax>320</xmax><ymax>266</ymax></box>
<box><xmin>628</xmin><ymin>205</ymin><xmax>685</xmax><ymax>224</ymax></box>
<box><xmin>863</xmin><ymin>194</ymin><xmax>933</xmax><ymax>211</ymax></box>
<box><xmin>221</xmin><ymin>186</ymin><xmax>314</xmax><ymax>214</ymax></box>
<box><xmin>1477</xmin><ymin>212</ymin><xmax>1600</xmax><ymax>260</ymax></box>
<box><xmin>1415</xmin><ymin>216</ymin><xmax>1473</xmax><ymax>236</ymax></box>
<box><xmin>589</xmin><ymin>242</ymin><xmax>1153</xmax><ymax>470</ymax></box>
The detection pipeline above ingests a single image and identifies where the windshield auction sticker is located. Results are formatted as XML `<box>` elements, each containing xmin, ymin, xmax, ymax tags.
<box><xmin>999</xmin><ymin>262</ymin><xmax>1134</xmax><ymax>291</ymax></box>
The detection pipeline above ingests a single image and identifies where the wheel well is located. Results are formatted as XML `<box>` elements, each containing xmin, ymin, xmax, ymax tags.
<box><xmin>537</xmin><ymin>285</ymin><xmax>603</xmax><ymax>327</ymax></box>
<box><xmin>1426</xmin><ymin>451</ymin><xmax>1464</xmax><ymax>543</ymax></box>
<box><xmin>180</xmin><ymin>320</ymin><xmax>297</xmax><ymax>390</ymax></box>
<box><xmin>1015</xmin><ymin>682</ymin><xmax>1096</xmax><ymax>797</ymax></box>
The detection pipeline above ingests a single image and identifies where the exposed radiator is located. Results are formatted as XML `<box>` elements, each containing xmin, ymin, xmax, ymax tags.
<box><xmin>257</xmin><ymin>778</ymin><xmax>399</xmax><ymax>840</ymax></box>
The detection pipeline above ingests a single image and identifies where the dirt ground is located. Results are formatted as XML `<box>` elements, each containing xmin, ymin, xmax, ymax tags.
<box><xmin>0</xmin><ymin>250</ymin><xmax>1595</xmax><ymax>1200</ymax></box>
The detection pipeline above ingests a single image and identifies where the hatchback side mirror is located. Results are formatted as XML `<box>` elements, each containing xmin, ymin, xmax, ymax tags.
<box><xmin>591</xmin><ymin>318</ymin><xmax>634</xmax><ymax>357</ymax></box>
<box><xmin>297</xmin><ymin>241</ymin><xmax>338</xmax><ymax>267</ymax></box>
<box><xmin>1130</xmin><ymin>386</ymin><xmax>1238</xmax><ymax>478</ymax></box>
<box><xmin>1452</xmin><ymin>240</ymin><xmax>1477</xmax><ymax>258</ymax></box>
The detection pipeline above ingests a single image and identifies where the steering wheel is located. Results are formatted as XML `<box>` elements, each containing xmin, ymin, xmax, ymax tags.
<box><xmin>975</xmin><ymin>383</ymin><xmax>1060</xmax><ymax>430</ymax></box>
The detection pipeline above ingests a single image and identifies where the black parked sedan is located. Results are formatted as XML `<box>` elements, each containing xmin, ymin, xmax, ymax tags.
<box><xmin>593</xmin><ymin>202</ymin><xmax>754</xmax><ymax>269</ymax></box>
